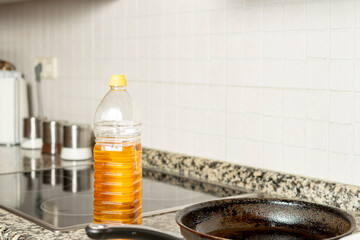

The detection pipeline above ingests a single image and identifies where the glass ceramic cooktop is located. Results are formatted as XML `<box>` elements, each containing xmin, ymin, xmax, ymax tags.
<box><xmin>0</xmin><ymin>164</ymin><xmax>251</xmax><ymax>232</ymax></box>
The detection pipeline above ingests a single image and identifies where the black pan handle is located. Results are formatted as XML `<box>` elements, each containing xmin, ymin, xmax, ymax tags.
<box><xmin>86</xmin><ymin>223</ymin><xmax>185</xmax><ymax>240</ymax></box>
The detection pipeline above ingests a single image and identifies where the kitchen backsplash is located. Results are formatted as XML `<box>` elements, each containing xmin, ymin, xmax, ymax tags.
<box><xmin>1</xmin><ymin>0</ymin><xmax>360</xmax><ymax>185</ymax></box>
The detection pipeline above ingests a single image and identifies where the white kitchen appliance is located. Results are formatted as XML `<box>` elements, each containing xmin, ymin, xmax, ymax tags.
<box><xmin>0</xmin><ymin>70</ymin><xmax>29</xmax><ymax>145</ymax></box>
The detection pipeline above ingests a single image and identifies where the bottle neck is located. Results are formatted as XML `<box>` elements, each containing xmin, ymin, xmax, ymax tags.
<box><xmin>110</xmin><ymin>86</ymin><xmax>126</xmax><ymax>91</ymax></box>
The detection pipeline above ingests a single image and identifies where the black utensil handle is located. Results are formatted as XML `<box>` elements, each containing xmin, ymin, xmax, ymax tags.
<box><xmin>86</xmin><ymin>223</ymin><xmax>185</xmax><ymax>240</ymax></box>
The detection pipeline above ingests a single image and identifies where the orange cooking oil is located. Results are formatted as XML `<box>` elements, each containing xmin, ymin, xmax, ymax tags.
<box><xmin>93</xmin><ymin>142</ymin><xmax>142</xmax><ymax>225</ymax></box>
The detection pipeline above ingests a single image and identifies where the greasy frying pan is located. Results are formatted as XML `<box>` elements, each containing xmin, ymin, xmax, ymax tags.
<box><xmin>86</xmin><ymin>198</ymin><xmax>356</xmax><ymax>240</ymax></box>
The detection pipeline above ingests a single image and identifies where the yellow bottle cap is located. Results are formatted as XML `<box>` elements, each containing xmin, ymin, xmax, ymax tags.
<box><xmin>109</xmin><ymin>75</ymin><xmax>127</xmax><ymax>87</ymax></box>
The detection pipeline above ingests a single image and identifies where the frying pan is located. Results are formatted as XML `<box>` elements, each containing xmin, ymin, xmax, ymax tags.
<box><xmin>86</xmin><ymin>198</ymin><xmax>356</xmax><ymax>240</ymax></box>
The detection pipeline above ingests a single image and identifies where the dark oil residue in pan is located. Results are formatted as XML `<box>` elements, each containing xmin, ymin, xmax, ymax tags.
<box><xmin>207</xmin><ymin>227</ymin><xmax>326</xmax><ymax>240</ymax></box>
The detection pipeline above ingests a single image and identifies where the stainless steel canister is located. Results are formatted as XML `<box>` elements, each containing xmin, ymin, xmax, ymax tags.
<box><xmin>42</xmin><ymin>120</ymin><xmax>62</xmax><ymax>154</ymax></box>
<box><xmin>61</xmin><ymin>123</ymin><xmax>92</xmax><ymax>160</ymax></box>
<box><xmin>21</xmin><ymin>117</ymin><xmax>43</xmax><ymax>149</ymax></box>
<box><xmin>63</xmin><ymin>124</ymin><xmax>92</xmax><ymax>148</ymax></box>
<box><xmin>23</xmin><ymin>117</ymin><xmax>42</xmax><ymax>139</ymax></box>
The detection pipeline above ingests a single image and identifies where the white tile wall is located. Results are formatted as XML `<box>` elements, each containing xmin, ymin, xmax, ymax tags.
<box><xmin>1</xmin><ymin>0</ymin><xmax>360</xmax><ymax>185</ymax></box>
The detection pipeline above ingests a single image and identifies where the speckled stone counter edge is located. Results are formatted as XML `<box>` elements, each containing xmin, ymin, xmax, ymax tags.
<box><xmin>143</xmin><ymin>148</ymin><xmax>360</xmax><ymax>213</ymax></box>
<box><xmin>0</xmin><ymin>207</ymin><xmax>182</xmax><ymax>240</ymax></box>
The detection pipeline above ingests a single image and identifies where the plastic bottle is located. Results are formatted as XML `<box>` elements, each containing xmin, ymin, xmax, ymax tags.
<box><xmin>93</xmin><ymin>75</ymin><xmax>142</xmax><ymax>225</ymax></box>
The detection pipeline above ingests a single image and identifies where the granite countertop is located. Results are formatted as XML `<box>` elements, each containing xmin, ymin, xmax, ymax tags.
<box><xmin>0</xmin><ymin>146</ymin><xmax>359</xmax><ymax>239</ymax></box>
<box><xmin>0</xmin><ymin>207</ymin><xmax>180</xmax><ymax>239</ymax></box>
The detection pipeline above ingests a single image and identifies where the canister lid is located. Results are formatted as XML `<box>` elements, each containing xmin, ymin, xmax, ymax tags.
<box><xmin>43</xmin><ymin>120</ymin><xmax>62</xmax><ymax>144</ymax></box>
<box><xmin>63</xmin><ymin>123</ymin><xmax>92</xmax><ymax>148</ymax></box>
<box><xmin>23</xmin><ymin>117</ymin><xmax>42</xmax><ymax>139</ymax></box>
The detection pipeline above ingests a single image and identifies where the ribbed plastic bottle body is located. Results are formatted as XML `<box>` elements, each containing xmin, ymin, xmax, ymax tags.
<box><xmin>93</xmin><ymin>86</ymin><xmax>142</xmax><ymax>225</ymax></box>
